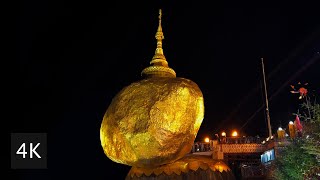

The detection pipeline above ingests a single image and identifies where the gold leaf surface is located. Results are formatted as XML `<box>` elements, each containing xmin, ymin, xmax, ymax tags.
<box><xmin>100</xmin><ymin>77</ymin><xmax>204</xmax><ymax>167</ymax></box>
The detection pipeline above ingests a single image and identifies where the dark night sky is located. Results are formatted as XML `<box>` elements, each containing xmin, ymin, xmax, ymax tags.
<box><xmin>12</xmin><ymin>1</ymin><xmax>320</xmax><ymax>179</ymax></box>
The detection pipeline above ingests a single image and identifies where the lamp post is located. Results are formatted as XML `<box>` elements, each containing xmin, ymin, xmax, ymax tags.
<box><xmin>221</xmin><ymin>132</ymin><xmax>226</xmax><ymax>143</ymax></box>
<box><xmin>288</xmin><ymin>121</ymin><xmax>295</xmax><ymax>138</ymax></box>
<box><xmin>277</xmin><ymin>127</ymin><xmax>285</xmax><ymax>140</ymax></box>
<box><xmin>204</xmin><ymin>137</ymin><xmax>210</xmax><ymax>151</ymax></box>
<box><xmin>231</xmin><ymin>130</ymin><xmax>238</xmax><ymax>143</ymax></box>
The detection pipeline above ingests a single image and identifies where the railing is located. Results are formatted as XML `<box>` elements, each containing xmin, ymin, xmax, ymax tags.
<box><xmin>190</xmin><ymin>136</ymin><xmax>296</xmax><ymax>153</ymax></box>
<box><xmin>191</xmin><ymin>142</ymin><xmax>211</xmax><ymax>153</ymax></box>
<box><xmin>219</xmin><ymin>137</ymin><xmax>262</xmax><ymax>144</ymax></box>
<box><xmin>221</xmin><ymin>143</ymin><xmax>265</xmax><ymax>153</ymax></box>
<box><xmin>191</xmin><ymin>136</ymin><xmax>265</xmax><ymax>153</ymax></box>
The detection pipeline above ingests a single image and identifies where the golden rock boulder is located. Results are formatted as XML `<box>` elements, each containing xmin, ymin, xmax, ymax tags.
<box><xmin>100</xmin><ymin>77</ymin><xmax>204</xmax><ymax>167</ymax></box>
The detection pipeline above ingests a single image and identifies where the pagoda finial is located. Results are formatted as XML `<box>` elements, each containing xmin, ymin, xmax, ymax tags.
<box><xmin>141</xmin><ymin>9</ymin><xmax>176</xmax><ymax>78</ymax></box>
<box><xmin>152</xmin><ymin>9</ymin><xmax>165</xmax><ymax>63</ymax></box>
<box><xmin>157</xmin><ymin>9</ymin><xmax>163</xmax><ymax>35</ymax></box>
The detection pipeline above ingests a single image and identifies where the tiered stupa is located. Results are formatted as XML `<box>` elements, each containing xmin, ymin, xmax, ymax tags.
<box><xmin>100</xmin><ymin>9</ymin><xmax>235</xmax><ymax>179</ymax></box>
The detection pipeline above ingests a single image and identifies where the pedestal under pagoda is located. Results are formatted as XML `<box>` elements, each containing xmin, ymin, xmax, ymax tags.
<box><xmin>100</xmin><ymin>9</ymin><xmax>235</xmax><ymax>180</ymax></box>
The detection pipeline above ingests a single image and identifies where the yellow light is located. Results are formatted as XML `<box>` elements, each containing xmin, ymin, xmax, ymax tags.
<box><xmin>221</xmin><ymin>132</ymin><xmax>226</xmax><ymax>137</ymax></box>
<box><xmin>231</xmin><ymin>131</ymin><xmax>238</xmax><ymax>137</ymax></box>
<box><xmin>289</xmin><ymin>121</ymin><xmax>294</xmax><ymax>125</ymax></box>
<box><xmin>204</xmin><ymin>137</ymin><xmax>210</xmax><ymax>143</ymax></box>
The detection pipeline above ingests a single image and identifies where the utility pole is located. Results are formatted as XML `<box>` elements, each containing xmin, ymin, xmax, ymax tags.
<box><xmin>261</xmin><ymin>58</ymin><xmax>272</xmax><ymax>138</ymax></box>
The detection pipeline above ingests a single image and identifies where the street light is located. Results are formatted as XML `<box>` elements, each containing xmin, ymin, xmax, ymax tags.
<box><xmin>288</xmin><ymin>121</ymin><xmax>295</xmax><ymax>138</ymax></box>
<box><xmin>232</xmin><ymin>131</ymin><xmax>238</xmax><ymax>137</ymax></box>
<box><xmin>220</xmin><ymin>131</ymin><xmax>227</xmax><ymax>143</ymax></box>
<box><xmin>221</xmin><ymin>132</ymin><xmax>226</xmax><ymax>137</ymax></box>
<box><xmin>204</xmin><ymin>137</ymin><xmax>210</xmax><ymax>143</ymax></box>
<box><xmin>277</xmin><ymin>127</ymin><xmax>285</xmax><ymax>139</ymax></box>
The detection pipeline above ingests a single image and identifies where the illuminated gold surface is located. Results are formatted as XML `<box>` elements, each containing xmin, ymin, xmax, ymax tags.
<box><xmin>100</xmin><ymin>9</ymin><xmax>204</xmax><ymax>168</ymax></box>
<box><xmin>141</xmin><ymin>66</ymin><xmax>176</xmax><ymax>78</ymax></box>
<box><xmin>100</xmin><ymin>77</ymin><xmax>204</xmax><ymax>167</ymax></box>
<box><xmin>141</xmin><ymin>9</ymin><xmax>176</xmax><ymax>78</ymax></box>
<box><xmin>126</xmin><ymin>154</ymin><xmax>232</xmax><ymax>178</ymax></box>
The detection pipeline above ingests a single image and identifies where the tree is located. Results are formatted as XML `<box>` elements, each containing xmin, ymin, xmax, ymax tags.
<box><xmin>273</xmin><ymin>84</ymin><xmax>319</xmax><ymax>179</ymax></box>
<box><xmin>301</xmin><ymin>103</ymin><xmax>320</xmax><ymax>179</ymax></box>
<box><xmin>301</xmin><ymin>103</ymin><xmax>320</xmax><ymax>157</ymax></box>
<box><xmin>273</xmin><ymin>140</ymin><xmax>318</xmax><ymax>180</ymax></box>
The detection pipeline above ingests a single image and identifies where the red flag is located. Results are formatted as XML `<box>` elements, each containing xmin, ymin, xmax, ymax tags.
<box><xmin>295</xmin><ymin>115</ymin><xmax>303</xmax><ymax>132</ymax></box>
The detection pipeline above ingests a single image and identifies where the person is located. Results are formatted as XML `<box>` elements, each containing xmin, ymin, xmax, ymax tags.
<box><xmin>214</xmin><ymin>133</ymin><xmax>220</xmax><ymax>142</ymax></box>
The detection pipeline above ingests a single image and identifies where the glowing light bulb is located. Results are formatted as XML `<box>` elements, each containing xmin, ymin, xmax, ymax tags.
<box><xmin>221</xmin><ymin>132</ymin><xmax>226</xmax><ymax>137</ymax></box>
<box><xmin>204</xmin><ymin>137</ymin><xmax>210</xmax><ymax>143</ymax></box>
<box><xmin>231</xmin><ymin>131</ymin><xmax>238</xmax><ymax>137</ymax></box>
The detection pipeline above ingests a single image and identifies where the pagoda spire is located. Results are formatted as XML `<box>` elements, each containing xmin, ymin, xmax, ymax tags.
<box><xmin>141</xmin><ymin>9</ymin><xmax>176</xmax><ymax>78</ymax></box>
<box><xmin>151</xmin><ymin>9</ymin><xmax>166</xmax><ymax>65</ymax></box>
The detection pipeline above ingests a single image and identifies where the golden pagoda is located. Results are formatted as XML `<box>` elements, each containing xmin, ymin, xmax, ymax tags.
<box><xmin>141</xmin><ymin>9</ymin><xmax>176</xmax><ymax>78</ymax></box>
<box><xmin>100</xmin><ymin>9</ymin><xmax>204</xmax><ymax>168</ymax></box>
<box><xmin>100</xmin><ymin>9</ymin><xmax>235</xmax><ymax>180</ymax></box>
